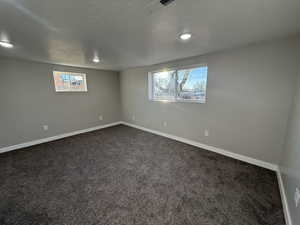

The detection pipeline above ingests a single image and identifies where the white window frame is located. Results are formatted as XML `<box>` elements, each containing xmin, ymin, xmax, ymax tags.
<box><xmin>148</xmin><ymin>64</ymin><xmax>208</xmax><ymax>103</ymax></box>
<box><xmin>53</xmin><ymin>71</ymin><xmax>88</xmax><ymax>92</ymax></box>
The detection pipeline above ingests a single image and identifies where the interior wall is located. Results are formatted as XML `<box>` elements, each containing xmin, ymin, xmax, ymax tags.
<box><xmin>280</xmin><ymin>72</ymin><xmax>300</xmax><ymax>224</ymax></box>
<box><xmin>120</xmin><ymin>37</ymin><xmax>300</xmax><ymax>164</ymax></box>
<box><xmin>0</xmin><ymin>58</ymin><xmax>121</xmax><ymax>148</ymax></box>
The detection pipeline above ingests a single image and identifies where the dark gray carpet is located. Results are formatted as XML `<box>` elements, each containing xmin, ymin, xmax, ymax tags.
<box><xmin>0</xmin><ymin>125</ymin><xmax>285</xmax><ymax>225</ymax></box>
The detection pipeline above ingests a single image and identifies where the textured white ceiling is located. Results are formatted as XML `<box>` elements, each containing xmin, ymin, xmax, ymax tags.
<box><xmin>0</xmin><ymin>0</ymin><xmax>300</xmax><ymax>70</ymax></box>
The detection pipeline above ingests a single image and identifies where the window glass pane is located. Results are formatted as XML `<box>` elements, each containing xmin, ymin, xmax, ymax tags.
<box><xmin>152</xmin><ymin>70</ymin><xmax>176</xmax><ymax>100</ymax></box>
<box><xmin>69</xmin><ymin>75</ymin><xmax>85</xmax><ymax>91</ymax></box>
<box><xmin>176</xmin><ymin>66</ymin><xmax>207</xmax><ymax>102</ymax></box>
<box><xmin>53</xmin><ymin>72</ymin><xmax>70</xmax><ymax>91</ymax></box>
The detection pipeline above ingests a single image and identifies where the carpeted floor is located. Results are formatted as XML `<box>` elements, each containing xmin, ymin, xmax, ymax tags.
<box><xmin>0</xmin><ymin>125</ymin><xmax>285</xmax><ymax>225</ymax></box>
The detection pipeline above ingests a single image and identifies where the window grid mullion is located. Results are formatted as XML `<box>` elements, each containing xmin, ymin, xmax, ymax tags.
<box><xmin>175</xmin><ymin>70</ymin><xmax>178</xmax><ymax>101</ymax></box>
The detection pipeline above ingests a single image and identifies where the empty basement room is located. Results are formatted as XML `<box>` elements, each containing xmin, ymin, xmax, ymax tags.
<box><xmin>1</xmin><ymin>1</ymin><xmax>300</xmax><ymax>225</ymax></box>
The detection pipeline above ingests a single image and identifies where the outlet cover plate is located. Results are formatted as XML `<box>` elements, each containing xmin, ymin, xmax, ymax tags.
<box><xmin>204</xmin><ymin>129</ymin><xmax>209</xmax><ymax>137</ymax></box>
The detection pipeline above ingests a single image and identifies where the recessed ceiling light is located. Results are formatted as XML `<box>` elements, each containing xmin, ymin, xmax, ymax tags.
<box><xmin>93</xmin><ymin>57</ymin><xmax>100</xmax><ymax>63</ymax></box>
<box><xmin>0</xmin><ymin>41</ymin><xmax>14</xmax><ymax>48</ymax></box>
<box><xmin>180</xmin><ymin>33</ymin><xmax>192</xmax><ymax>41</ymax></box>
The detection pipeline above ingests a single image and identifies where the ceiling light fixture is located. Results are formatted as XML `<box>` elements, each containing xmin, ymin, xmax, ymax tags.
<box><xmin>180</xmin><ymin>33</ymin><xmax>192</xmax><ymax>41</ymax></box>
<box><xmin>0</xmin><ymin>41</ymin><xmax>14</xmax><ymax>48</ymax></box>
<box><xmin>93</xmin><ymin>56</ymin><xmax>100</xmax><ymax>63</ymax></box>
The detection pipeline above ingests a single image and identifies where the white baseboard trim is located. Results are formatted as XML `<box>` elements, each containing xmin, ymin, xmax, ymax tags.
<box><xmin>0</xmin><ymin>121</ymin><xmax>122</xmax><ymax>154</ymax></box>
<box><xmin>121</xmin><ymin>121</ymin><xmax>278</xmax><ymax>171</ymax></box>
<box><xmin>1</xmin><ymin>120</ymin><xmax>278</xmax><ymax>171</ymax></box>
<box><xmin>277</xmin><ymin>168</ymin><xmax>293</xmax><ymax>225</ymax></box>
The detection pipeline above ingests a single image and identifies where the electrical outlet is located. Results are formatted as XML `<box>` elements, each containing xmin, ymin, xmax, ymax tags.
<box><xmin>98</xmin><ymin>115</ymin><xmax>103</xmax><ymax>121</ymax></box>
<box><xmin>163</xmin><ymin>121</ymin><xmax>167</xmax><ymax>127</ymax></box>
<box><xmin>204</xmin><ymin>129</ymin><xmax>209</xmax><ymax>137</ymax></box>
<box><xmin>132</xmin><ymin>115</ymin><xmax>136</xmax><ymax>121</ymax></box>
<box><xmin>295</xmin><ymin>187</ymin><xmax>300</xmax><ymax>208</ymax></box>
<box><xmin>43</xmin><ymin>125</ymin><xmax>48</xmax><ymax>131</ymax></box>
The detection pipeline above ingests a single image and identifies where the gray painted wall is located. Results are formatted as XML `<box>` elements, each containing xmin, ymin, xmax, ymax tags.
<box><xmin>1</xmin><ymin>37</ymin><xmax>300</xmax><ymax>223</ymax></box>
<box><xmin>280</xmin><ymin>72</ymin><xmax>300</xmax><ymax>224</ymax></box>
<box><xmin>120</xmin><ymin>38</ymin><xmax>300</xmax><ymax>164</ymax></box>
<box><xmin>0</xmin><ymin>59</ymin><xmax>121</xmax><ymax>148</ymax></box>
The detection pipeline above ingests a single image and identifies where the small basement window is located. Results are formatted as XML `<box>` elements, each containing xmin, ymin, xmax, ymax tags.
<box><xmin>148</xmin><ymin>65</ymin><xmax>208</xmax><ymax>103</ymax></box>
<box><xmin>53</xmin><ymin>71</ymin><xmax>87</xmax><ymax>92</ymax></box>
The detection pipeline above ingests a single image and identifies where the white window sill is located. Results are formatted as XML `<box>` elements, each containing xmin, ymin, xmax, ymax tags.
<box><xmin>150</xmin><ymin>99</ymin><xmax>206</xmax><ymax>104</ymax></box>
